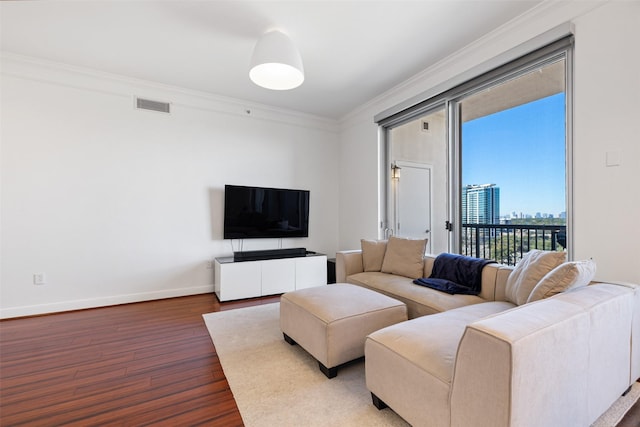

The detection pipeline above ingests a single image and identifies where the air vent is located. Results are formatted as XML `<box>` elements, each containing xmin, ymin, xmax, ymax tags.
<box><xmin>135</xmin><ymin>97</ymin><xmax>170</xmax><ymax>113</ymax></box>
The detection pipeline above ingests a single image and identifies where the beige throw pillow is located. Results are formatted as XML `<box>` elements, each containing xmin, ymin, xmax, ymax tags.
<box><xmin>527</xmin><ymin>259</ymin><xmax>596</xmax><ymax>303</ymax></box>
<box><xmin>380</xmin><ymin>236</ymin><xmax>427</xmax><ymax>279</ymax></box>
<box><xmin>361</xmin><ymin>239</ymin><xmax>388</xmax><ymax>272</ymax></box>
<box><xmin>505</xmin><ymin>250</ymin><xmax>567</xmax><ymax>305</ymax></box>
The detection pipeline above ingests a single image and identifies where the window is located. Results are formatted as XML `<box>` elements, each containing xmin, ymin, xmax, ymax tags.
<box><xmin>457</xmin><ymin>59</ymin><xmax>567</xmax><ymax>264</ymax></box>
<box><xmin>379</xmin><ymin>37</ymin><xmax>573</xmax><ymax>264</ymax></box>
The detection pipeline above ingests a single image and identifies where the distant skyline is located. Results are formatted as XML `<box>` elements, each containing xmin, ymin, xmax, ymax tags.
<box><xmin>462</xmin><ymin>93</ymin><xmax>566</xmax><ymax>217</ymax></box>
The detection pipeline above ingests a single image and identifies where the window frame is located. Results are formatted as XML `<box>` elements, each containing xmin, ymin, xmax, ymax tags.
<box><xmin>378</xmin><ymin>36</ymin><xmax>574</xmax><ymax>260</ymax></box>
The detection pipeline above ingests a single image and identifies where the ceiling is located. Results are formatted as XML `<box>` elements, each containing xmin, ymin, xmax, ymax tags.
<box><xmin>0</xmin><ymin>1</ymin><xmax>544</xmax><ymax>120</ymax></box>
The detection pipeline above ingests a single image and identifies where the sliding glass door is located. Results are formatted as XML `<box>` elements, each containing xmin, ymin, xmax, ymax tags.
<box><xmin>455</xmin><ymin>58</ymin><xmax>567</xmax><ymax>264</ymax></box>
<box><xmin>387</xmin><ymin>106</ymin><xmax>447</xmax><ymax>254</ymax></box>
<box><xmin>380</xmin><ymin>38</ymin><xmax>572</xmax><ymax>263</ymax></box>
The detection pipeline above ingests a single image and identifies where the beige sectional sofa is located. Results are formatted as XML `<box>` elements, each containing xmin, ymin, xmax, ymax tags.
<box><xmin>336</xmin><ymin>249</ymin><xmax>513</xmax><ymax>319</ymax></box>
<box><xmin>335</xmin><ymin>241</ymin><xmax>640</xmax><ymax>427</ymax></box>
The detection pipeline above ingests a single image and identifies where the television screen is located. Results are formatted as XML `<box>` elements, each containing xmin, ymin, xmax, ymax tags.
<box><xmin>223</xmin><ymin>185</ymin><xmax>310</xmax><ymax>239</ymax></box>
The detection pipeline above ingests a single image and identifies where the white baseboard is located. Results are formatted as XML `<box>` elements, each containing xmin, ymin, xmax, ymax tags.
<box><xmin>0</xmin><ymin>285</ymin><xmax>215</xmax><ymax>319</ymax></box>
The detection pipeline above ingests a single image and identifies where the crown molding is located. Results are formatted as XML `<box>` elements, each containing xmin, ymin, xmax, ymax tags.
<box><xmin>339</xmin><ymin>0</ymin><xmax>605</xmax><ymax>127</ymax></box>
<box><xmin>1</xmin><ymin>51</ymin><xmax>339</xmax><ymax>134</ymax></box>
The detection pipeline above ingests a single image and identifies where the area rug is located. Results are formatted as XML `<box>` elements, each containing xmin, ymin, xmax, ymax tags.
<box><xmin>203</xmin><ymin>303</ymin><xmax>639</xmax><ymax>427</ymax></box>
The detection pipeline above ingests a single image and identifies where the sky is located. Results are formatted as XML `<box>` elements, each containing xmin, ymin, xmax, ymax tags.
<box><xmin>462</xmin><ymin>93</ymin><xmax>566</xmax><ymax>217</ymax></box>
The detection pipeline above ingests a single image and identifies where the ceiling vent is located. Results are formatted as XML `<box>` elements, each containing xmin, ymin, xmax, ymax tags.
<box><xmin>135</xmin><ymin>97</ymin><xmax>170</xmax><ymax>113</ymax></box>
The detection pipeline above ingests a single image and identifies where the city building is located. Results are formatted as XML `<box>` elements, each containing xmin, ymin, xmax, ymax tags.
<box><xmin>462</xmin><ymin>184</ymin><xmax>500</xmax><ymax>224</ymax></box>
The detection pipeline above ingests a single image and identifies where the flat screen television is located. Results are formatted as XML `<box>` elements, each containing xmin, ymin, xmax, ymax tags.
<box><xmin>223</xmin><ymin>185</ymin><xmax>310</xmax><ymax>239</ymax></box>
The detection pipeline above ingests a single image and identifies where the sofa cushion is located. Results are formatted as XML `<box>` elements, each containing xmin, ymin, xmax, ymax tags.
<box><xmin>380</xmin><ymin>236</ymin><xmax>427</xmax><ymax>279</ymax></box>
<box><xmin>527</xmin><ymin>259</ymin><xmax>596</xmax><ymax>303</ymax></box>
<box><xmin>505</xmin><ymin>250</ymin><xmax>566</xmax><ymax>305</ymax></box>
<box><xmin>347</xmin><ymin>272</ymin><xmax>486</xmax><ymax>317</ymax></box>
<box><xmin>360</xmin><ymin>239</ymin><xmax>387</xmax><ymax>272</ymax></box>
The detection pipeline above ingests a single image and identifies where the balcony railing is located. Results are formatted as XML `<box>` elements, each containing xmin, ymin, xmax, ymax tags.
<box><xmin>461</xmin><ymin>223</ymin><xmax>566</xmax><ymax>266</ymax></box>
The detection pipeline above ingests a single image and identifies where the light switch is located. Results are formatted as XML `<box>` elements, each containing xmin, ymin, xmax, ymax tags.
<box><xmin>33</xmin><ymin>273</ymin><xmax>46</xmax><ymax>285</ymax></box>
<box><xmin>606</xmin><ymin>150</ymin><xmax>621</xmax><ymax>167</ymax></box>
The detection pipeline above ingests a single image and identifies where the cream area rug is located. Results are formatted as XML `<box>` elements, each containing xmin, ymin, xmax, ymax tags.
<box><xmin>203</xmin><ymin>303</ymin><xmax>639</xmax><ymax>427</ymax></box>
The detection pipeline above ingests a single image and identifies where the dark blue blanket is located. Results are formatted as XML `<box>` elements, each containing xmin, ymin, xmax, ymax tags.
<box><xmin>413</xmin><ymin>253</ymin><xmax>496</xmax><ymax>295</ymax></box>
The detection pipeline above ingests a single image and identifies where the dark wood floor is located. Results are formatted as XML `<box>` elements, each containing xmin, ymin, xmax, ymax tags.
<box><xmin>0</xmin><ymin>293</ymin><xmax>278</xmax><ymax>426</ymax></box>
<box><xmin>1</xmin><ymin>293</ymin><xmax>639</xmax><ymax>426</ymax></box>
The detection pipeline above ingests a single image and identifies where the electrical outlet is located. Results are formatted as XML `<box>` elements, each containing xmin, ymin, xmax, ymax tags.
<box><xmin>206</xmin><ymin>261</ymin><xmax>214</xmax><ymax>269</ymax></box>
<box><xmin>33</xmin><ymin>273</ymin><xmax>46</xmax><ymax>285</ymax></box>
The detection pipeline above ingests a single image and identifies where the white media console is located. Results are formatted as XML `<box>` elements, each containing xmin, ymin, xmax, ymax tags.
<box><xmin>214</xmin><ymin>253</ymin><xmax>327</xmax><ymax>302</ymax></box>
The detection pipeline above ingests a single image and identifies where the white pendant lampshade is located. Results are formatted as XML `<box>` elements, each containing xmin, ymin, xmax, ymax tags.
<box><xmin>249</xmin><ymin>30</ymin><xmax>304</xmax><ymax>90</ymax></box>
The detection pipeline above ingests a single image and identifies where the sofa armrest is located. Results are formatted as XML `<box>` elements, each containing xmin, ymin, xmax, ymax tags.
<box><xmin>493</xmin><ymin>265</ymin><xmax>514</xmax><ymax>302</ymax></box>
<box><xmin>624</xmin><ymin>282</ymin><xmax>640</xmax><ymax>382</ymax></box>
<box><xmin>450</xmin><ymin>284</ymin><xmax>635</xmax><ymax>427</ymax></box>
<box><xmin>600</xmin><ymin>281</ymin><xmax>640</xmax><ymax>382</ymax></box>
<box><xmin>335</xmin><ymin>250</ymin><xmax>364</xmax><ymax>283</ymax></box>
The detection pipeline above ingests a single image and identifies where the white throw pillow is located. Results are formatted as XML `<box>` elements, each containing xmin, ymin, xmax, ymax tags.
<box><xmin>527</xmin><ymin>259</ymin><xmax>596</xmax><ymax>303</ymax></box>
<box><xmin>505</xmin><ymin>250</ymin><xmax>567</xmax><ymax>305</ymax></box>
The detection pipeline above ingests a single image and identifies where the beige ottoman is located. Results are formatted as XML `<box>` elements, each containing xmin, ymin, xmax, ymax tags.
<box><xmin>280</xmin><ymin>283</ymin><xmax>408</xmax><ymax>378</ymax></box>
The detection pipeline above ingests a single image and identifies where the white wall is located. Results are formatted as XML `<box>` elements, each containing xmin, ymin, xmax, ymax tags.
<box><xmin>0</xmin><ymin>56</ymin><xmax>340</xmax><ymax>318</ymax></box>
<box><xmin>337</xmin><ymin>116</ymin><xmax>381</xmax><ymax>246</ymax></box>
<box><xmin>571</xmin><ymin>1</ymin><xmax>640</xmax><ymax>282</ymax></box>
<box><xmin>337</xmin><ymin>1</ymin><xmax>640</xmax><ymax>283</ymax></box>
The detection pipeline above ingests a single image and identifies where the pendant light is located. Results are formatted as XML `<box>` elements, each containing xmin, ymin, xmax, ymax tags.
<box><xmin>249</xmin><ymin>30</ymin><xmax>304</xmax><ymax>90</ymax></box>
